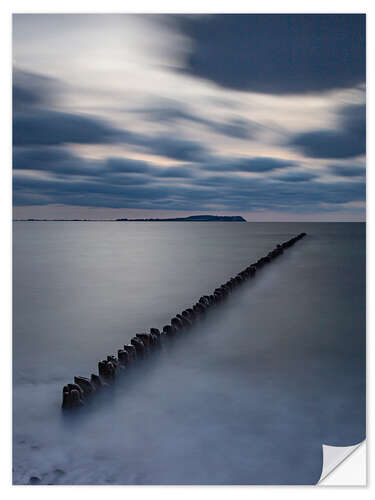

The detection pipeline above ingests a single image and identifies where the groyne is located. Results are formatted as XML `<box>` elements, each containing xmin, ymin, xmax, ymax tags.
<box><xmin>61</xmin><ymin>232</ymin><xmax>307</xmax><ymax>410</ymax></box>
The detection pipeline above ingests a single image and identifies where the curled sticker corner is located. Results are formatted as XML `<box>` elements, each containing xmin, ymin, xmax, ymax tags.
<box><xmin>317</xmin><ymin>440</ymin><xmax>365</xmax><ymax>484</ymax></box>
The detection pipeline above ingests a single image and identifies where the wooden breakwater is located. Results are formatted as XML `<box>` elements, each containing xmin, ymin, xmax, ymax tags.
<box><xmin>61</xmin><ymin>232</ymin><xmax>307</xmax><ymax>410</ymax></box>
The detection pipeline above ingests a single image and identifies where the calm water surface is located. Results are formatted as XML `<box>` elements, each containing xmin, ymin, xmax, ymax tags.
<box><xmin>13</xmin><ymin>222</ymin><xmax>366</xmax><ymax>484</ymax></box>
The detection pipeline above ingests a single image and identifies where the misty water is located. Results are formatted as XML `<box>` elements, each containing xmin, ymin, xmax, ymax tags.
<box><xmin>13</xmin><ymin>222</ymin><xmax>365</xmax><ymax>485</ymax></box>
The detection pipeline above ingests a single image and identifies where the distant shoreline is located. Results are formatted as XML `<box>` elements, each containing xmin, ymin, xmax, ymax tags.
<box><xmin>12</xmin><ymin>219</ymin><xmax>365</xmax><ymax>223</ymax></box>
<box><xmin>13</xmin><ymin>215</ymin><xmax>247</xmax><ymax>222</ymax></box>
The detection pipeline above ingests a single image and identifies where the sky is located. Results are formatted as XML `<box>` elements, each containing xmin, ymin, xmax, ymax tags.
<box><xmin>12</xmin><ymin>14</ymin><xmax>366</xmax><ymax>221</ymax></box>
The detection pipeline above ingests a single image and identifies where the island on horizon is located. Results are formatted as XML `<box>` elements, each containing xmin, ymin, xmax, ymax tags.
<box><xmin>116</xmin><ymin>215</ymin><xmax>246</xmax><ymax>222</ymax></box>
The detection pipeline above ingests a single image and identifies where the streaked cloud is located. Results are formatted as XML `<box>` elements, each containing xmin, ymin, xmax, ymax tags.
<box><xmin>175</xmin><ymin>14</ymin><xmax>365</xmax><ymax>94</ymax></box>
<box><xmin>12</xmin><ymin>14</ymin><xmax>366</xmax><ymax>220</ymax></box>
<box><xmin>202</xmin><ymin>157</ymin><xmax>296</xmax><ymax>173</ymax></box>
<box><xmin>329</xmin><ymin>164</ymin><xmax>366</xmax><ymax>178</ymax></box>
<box><xmin>132</xmin><ymin>100</ymin><xmax>256</xmax><ymax>139</ymax></box>
<box><xmin>271</xmin><ymin>172</ymin><xmax>318</xmax><ymax>183</ymax></box>
<box><xmin>289</xmin><ymin>104</ymin><xmax>365</xmax><ymax>159</ymax></box>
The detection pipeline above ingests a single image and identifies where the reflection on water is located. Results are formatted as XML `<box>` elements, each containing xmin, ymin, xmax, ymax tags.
<box><xmin>13</xmin><ymin>222</ymin><xmax>365</xmax><ymax>484</ymax></box>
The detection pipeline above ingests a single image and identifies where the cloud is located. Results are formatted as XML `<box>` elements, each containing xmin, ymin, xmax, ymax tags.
<box><xmin>156</xmin><ymin>167</ymin><xmax>192</xmax><ymax>178</ymax></box>
<box><xmin>12</xmin><ymin>18</ymin><xmax>366</xmax><ymax>220</ymax></box>
<box><xmin>13</xmin><ymin>69</ymin><xmax>211</xmax><ymax>162</ymax></box>
<box><xmin>13</xmin><ymin>108</ymin><xmax>209</xmax><ymax>160</ymax></box>
<box><xmin>13</xmin><ymin>173</ymin><xmax>217</xmax><ymax>210</ymax></box>
<box><xmin>203</xmin><ymin>157</ymin><xmax>296</xmax><ymax>173</ymax></box>
<box><xmin>329</xmin><ymin>164</ymin><xmax>366</xmax><ymax>178</ymax></box>
<box><xmin>13</xmin><ymin>73</ymin><xmax>210</xmax><ymax>161</ymax></box>
<box><xmin>13</xmin><ymin>148</ymin><xmax>365</xmax><ymax>213</ymax></box>
<box><xmin>13</xmin><ymin>72</ymin><xmax>132</xmax><ymax>147</ymax></box>
<box><xmin>13</xmin><ymin>110</ymin><xmax>128</xmax><ymax>147</ymax></box>
<box><xmin>140</xmin><ymin>135</ymin><xmax>208</xmax><ymax>162</ymax></box>
<box><xmin>191</xmin><ymin>174</ymin><xmax>365</xmax><ymax>210</ymax></box>
<box><xmin>133</xmin><ymin>102</ymin><xmax>254</xmax><ymax>139</ymax></box>
<box><xmin>13</xmin><ymin>68</ymin><xmax>63</xmax><ymax>112</ymax></box>
<box><xmin>13</xmin><ymin>148</ymin><xmax>296</xmax><ymax>188</ymax></box>
<box><xmin>105</xmin><ymin>158</ymin><xmax>193</xmax><ymax>178</ymax></box>
<box><xmin>271</xmin><ymin>172</ymin><xmax>318</xmax><ymax>183</ymax></box>
<box><xmin>13</xmin><ymin>147</ymin><xmax>99</xmax><ymax>176</ymax></box>
<box><xmin>100</xmin><ymin>157</ymin><xmax>153</xmax><ymax>175</ymax></box>
<box><xmin>289</xmin><ymin>104</ymin><xmax>365</xmax><ymax>159</ymax></box>
<box><xmin>175</xmin><ymin>14</ymin><xmax>365</xmax><ymax>94</ymax></box>
<box><xmin>13</xmin><ymin>146</ymin><xmax>194</xmax><ymax>181</ymax></box>
<box><xmin>19</xmin><ymin>147</ymin><xmax>350</xmax><ymax>214</ymax></box>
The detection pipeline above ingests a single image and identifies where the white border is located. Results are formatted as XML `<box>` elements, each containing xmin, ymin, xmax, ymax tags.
<box><xmin>2</xmin><ymin>1</ymin><xmax>372</xmax><ymax>498</ymax></box>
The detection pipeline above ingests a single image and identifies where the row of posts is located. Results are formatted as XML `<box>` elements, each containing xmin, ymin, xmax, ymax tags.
<box><xmin>62</xmin><ymin>232</ymin><xmax>307</xmax><ymax>409</ymax></box>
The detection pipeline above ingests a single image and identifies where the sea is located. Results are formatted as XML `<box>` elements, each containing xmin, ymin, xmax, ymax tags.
<box><xmin>12</xmin><ymin>221</ymin><xmax>366</xmax><ymax>485</ymax></box>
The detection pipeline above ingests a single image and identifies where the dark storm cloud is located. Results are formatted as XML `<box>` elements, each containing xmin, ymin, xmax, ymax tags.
<box><xmin>175</xmin><ymin>14</ymin><xmax>365</xmax><ymax>94</ymax></box>
<box><xmin>203</xmin><ymin>157</ymin><xmax>296</xmax><ymax>173</ymax></box>
<box><xmin>289</xmin><ymin>104</ymin><xmax>366</xmax><ymax>159</ymax></box>
<box><xmin>134</xmin><ymin>102</ymin><xmax>254</xmax><ymax>139</ymax></box>
<box><xmin>329</xmin><ymin>164</ymin><xmax>366</xmax><ymax>178</ymax></box>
